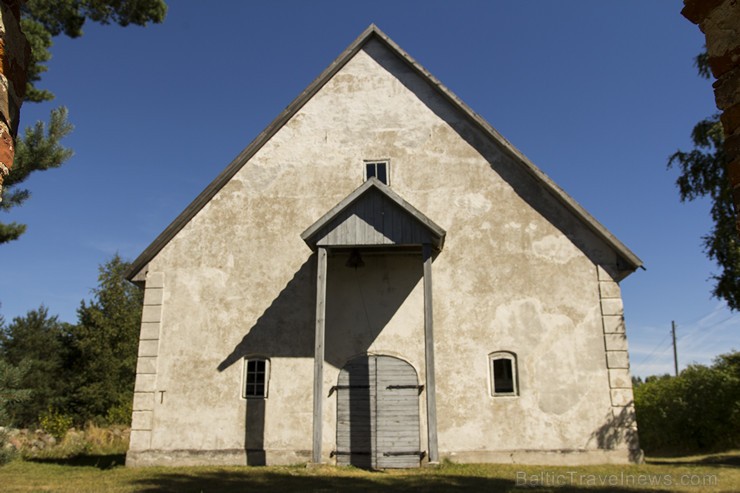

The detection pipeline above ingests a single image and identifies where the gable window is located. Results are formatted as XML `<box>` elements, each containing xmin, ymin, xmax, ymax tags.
<box><xmin>243</xmin><ymin>358</ymin><xmax>270</xmax><ymax>398</ymax></box>
<box><xmin>365</xmin><ymin>160</ymin><xmax>389</xmax><ymax>185</ymax></box>
<box><xmin>489</xmin><ymin>351</ymin><xmax>518</xmax><ymax>396</ymax></box>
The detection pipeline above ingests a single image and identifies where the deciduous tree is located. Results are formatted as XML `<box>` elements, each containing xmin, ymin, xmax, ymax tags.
<box><xmin>634</xmin><ymin>351</ymin><xmax>740</xmax><ymax>454</ymax></box>
<box><xmin>668</xmin><ymin>53</ymin><xmax>740</xmax><ymax>310</ymax></box>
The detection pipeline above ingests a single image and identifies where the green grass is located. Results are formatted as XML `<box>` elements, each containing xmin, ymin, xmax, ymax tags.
<box><xmin>0</xmin><ymin>452</ymin><xmax>738</xmax><ymax>492</ymax></box>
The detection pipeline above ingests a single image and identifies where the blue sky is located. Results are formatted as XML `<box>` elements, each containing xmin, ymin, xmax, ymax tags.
<box><xmin>0</xmin><ymin>1</ymin><xmax>737</xmax><ymax>378</ymax></box>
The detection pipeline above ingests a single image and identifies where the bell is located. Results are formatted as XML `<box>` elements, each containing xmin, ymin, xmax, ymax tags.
<box><xmin>345</xmin><ymin>248</ymin><xmax>365</xmax><ymax>269</ymax></box>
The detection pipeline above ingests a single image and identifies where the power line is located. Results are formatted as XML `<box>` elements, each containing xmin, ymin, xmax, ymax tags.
<box><xmin>634</xmin><ymin>331</ymin><xmax>672</xmax><ymax>369</ymax></box>
<box><xmin>640</xmin><ymin>313</ymin><xmax>740</xmax><ymax>376</ymax></box>
<box><xmin>676</xmin><ymin>314</ymin><xmax>736</xmax><ymax>345</ymax></box>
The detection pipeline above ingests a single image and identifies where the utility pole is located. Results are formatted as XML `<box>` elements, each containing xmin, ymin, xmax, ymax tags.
<box><xmin>671</xmin><ymin>321</ymin><xmax>679</xmax><ymax>377</ymax></box>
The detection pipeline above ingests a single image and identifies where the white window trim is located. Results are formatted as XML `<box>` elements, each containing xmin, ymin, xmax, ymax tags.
<box><xmin>242</xmin><ymin>356</ymin><xmax>270</xmax><ymax>399</ymax></box>
<box><xmin>363</xmin><ymin>159</ymin><xmax>391</xmax><ymax>185</ymax></box>
<box><xmin>489</xmin><ymin>351</ymin><xmax>518</xmax><ymax>397</ymax></box>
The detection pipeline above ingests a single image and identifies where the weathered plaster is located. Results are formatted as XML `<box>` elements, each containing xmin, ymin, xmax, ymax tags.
<box><xmin>127</xmin><ymin>36</ymin><xmax>638</xmax><ymax>466</ymax></box>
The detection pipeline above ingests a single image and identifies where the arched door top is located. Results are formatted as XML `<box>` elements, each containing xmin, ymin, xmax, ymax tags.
<box><xmin>336</xmin><ymin>355</ymin><xmax>421</xmax><ymax>469</ymax></box>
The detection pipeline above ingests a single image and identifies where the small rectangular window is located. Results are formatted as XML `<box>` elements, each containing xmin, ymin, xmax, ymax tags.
<box><xmin>243</xmin><ymin>358</ymin><xmax>269</xmax><ymax>398</ymax></box>
<box><xmin>376</xmin><ymin>162</ymin><xmax>387</xmax><ymax>184</ymax></box>
<box><xmin>490</xmin><ymin>351</ymin><xmax>518</xmax><ymax>396</ymax></box>
<box><xmin>364</xmin><ymin>160</ymin><xmax>390</xmax><ymax>185</ymax></box>
<box><xmin>493</xmin><ymin>359</ymin><xmax>514</xmax><ymax>393</ymax></box>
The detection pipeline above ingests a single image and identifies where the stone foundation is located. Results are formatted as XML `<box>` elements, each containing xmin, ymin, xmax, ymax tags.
<box><xmin>126</xmin><ymin>447</ymin><xmax>640</xmax><ymax>467</ymax></box>
<box><xmin>126</xmin><ymin>448</ymin><xmax>311</xmax><ymax>467</ymax></box>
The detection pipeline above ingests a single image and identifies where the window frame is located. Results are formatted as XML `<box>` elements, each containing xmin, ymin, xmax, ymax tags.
<box><xmin>242</xmin><ymin>357</ymin><xmax>270</xmax><ymax>399</ymax></box>
<box><xmin>489</xmin><ymin>351</ymin><xmax>518</xmax><ymax>397</ymax></box>
<box><xmin>364</xmin><ymin>159</ymin><xmax>390</xmax><ymax>185</ymax></box>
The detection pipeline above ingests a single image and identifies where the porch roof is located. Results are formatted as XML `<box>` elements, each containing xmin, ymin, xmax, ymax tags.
<box><xmin>301</xmin><ymin>177</ymin><xmax>446</xmax><ymax>251</ymax></box>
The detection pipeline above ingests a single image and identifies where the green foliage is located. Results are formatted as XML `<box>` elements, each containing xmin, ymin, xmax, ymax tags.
<box><xmin>634</xmin><ymin>351</ymin><xmax>740</xmax><ymax>454</ymax></box>
<box><xmin>105</xmin><ymin>400</ymin><xmax>132</xmax><ymax>426</ymax></box>
<box><xmin>0</xmin><ymin>359</ymin><xmax>32</xmax><ymax>426</ymax></box>
<box><xmin>67</xmin><ymin>255</ymin><xmax>143</xmax><ymax>423</ymax></box>
<box><xmin>0</xmin><ymin>306</ymin><xmax>73</xmax><ymax>426</ymax></box>
<box><xmin>39</xmin><ymin>408</ymin><xmax>74</xmax><ymax>441</ymax></box>
<box><xmin>24</xmin><ymin>0</ymin><xmax>168</xmax><ymax>37</ymax></box>
<box><xmin>0</xmin><ymin>257</ymin><xmax>143</xmax><ymax>427</ymax></box>
<box><xmin>20</xmin><ymin>0</ymin><xmax>168</xmax><ymax>102</ymax></box>
<box><xmin>695</xmin><ymin>50</ymin><xmax>711</xmax><ymax>79</ymax></box>
<box><xmin>0</xmin><ymin>429</ymin><xmax>17</xmax><ymax>465</ymax></box>
<box><xmin>0</xmin><ymin>358</ymin><xmax>30</xmax><ymax>464</ymax></box>
<box><xmin>0</xmin><ymin>106</ymin><xmax>74</xmax><ymax>204</ymax></box>
<box><xmin>668</xmin><ymin>51</ymin><xmax>740</xmax><ymax>310</ymax></box>
<box><xmin>0</xmin><ymin>106</ymin><xmax>73</xmax><ymax>244</ymax></box>
<box><xmin>20</xmin><ymin>17</ymin><xmax>53</xmax><ymax>103</ymax></box>
<box><xmin>11</xmin><ymin>107</ymin><xmax>75</xmax><ymax>184</ymax></box>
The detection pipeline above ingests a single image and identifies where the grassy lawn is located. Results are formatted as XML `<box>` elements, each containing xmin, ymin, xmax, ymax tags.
<box><xmin>0</xmin><ymin>452</ymin><xmax>738</xmax><ymax>492</ymax></box>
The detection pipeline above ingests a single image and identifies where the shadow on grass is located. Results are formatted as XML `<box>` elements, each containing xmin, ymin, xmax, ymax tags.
<box><xmin>27</xmin><ymin>453</ymin><xmax>126</xmax><ymax>470</ymax></box>
<box><xmin>647</xmin><ymin>452</ymin><xmax>740</xmax><ymax>468</ymax></box>
<box><xmin>129</xmin><ymin>469</ymin><xmax>653</xmax><ymax>493</ymax></box>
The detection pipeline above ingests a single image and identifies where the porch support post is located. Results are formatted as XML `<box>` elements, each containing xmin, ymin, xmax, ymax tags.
<box><xmin>422</xmin><ymin>243</ymin><xmax>439</xmax><ymax>463</ymax></box>
<box><xmin>312</xmin><ymin>247</ymin><xmax>328</xmax><ymax>464</ymax></box>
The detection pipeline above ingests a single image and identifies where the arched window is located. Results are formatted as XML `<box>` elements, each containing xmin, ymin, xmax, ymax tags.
<box><xmin>489</xmin><ymin>351</ymin><xmax>518</xmax><ymax>396</ymax></box>
<box><xmin>243</xmin><ymin>357</ymin><xmax>270</xmax><ymax>398</ymax></box>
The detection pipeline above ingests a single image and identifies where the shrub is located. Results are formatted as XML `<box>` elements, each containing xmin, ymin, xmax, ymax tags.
<box><xmin>634</xmin><ymin>350</ymin><xmax>740</xmax><ymax>455</ymax></box>
<box><xmin>106</xmin><ymin>400</ymin><xmax>132</xmax><ymax>426</ymax></box>
<box><xmin>39</xmin><ymin>408</ymin><xmax>73</xmax><ymax>441</ymax></box>
<box><xmin>0</xmin><ymin>429</ymin><xmax>17</xmax><ymax>465</ymax></box>
<box><xmin>21</xmin><ymin>424</ymin><xmax>129</xmax><ymax>459</ymax></box>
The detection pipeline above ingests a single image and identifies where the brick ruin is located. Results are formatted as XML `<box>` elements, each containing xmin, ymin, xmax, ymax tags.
<box><xmin>682</xmin><ymin>0</ymin><xmax>740</xmax><ymax>231</ymax></box>
<box><xmin>0</xmin><ymin>0</ymin><xmax>29</xmax><ymax>202</ymax></box>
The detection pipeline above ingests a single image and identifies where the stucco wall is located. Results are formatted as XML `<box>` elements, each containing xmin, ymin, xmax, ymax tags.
<box><xmin>127</xmin><ymin>38</ymin><xmax>636</xmax><ymax>466</ymax></box>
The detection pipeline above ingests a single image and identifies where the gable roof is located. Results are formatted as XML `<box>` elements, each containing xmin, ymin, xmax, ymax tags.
<box><xmin>126</xmin><ymin>24</ymin><xmax>642</xmax><ymax>282</ymax></box>
<box><xmin>301</xmin><ymin>177</ymin><xmax>446</xmax><ymax>251</ymax></box>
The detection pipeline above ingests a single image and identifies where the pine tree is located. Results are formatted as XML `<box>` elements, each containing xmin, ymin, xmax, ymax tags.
<box><xmin>0</xmin><ymin>108</ymin><xmax>73</xmax><ymax>243</ymax></box>
<box><xmin>0</xmin><ymin>306</ymin><xmax>71</xmax><ymax>426</ymax></box>
<box><xmin>0</xmin><ymin>360</ymin><xmax>31</xmax><ymax>427</ymax></box>
<box><xmin>0</xmin><ymin>0</ymin><xmax>167</xmax><ymax>244</ymax></box>
<box><xmin>69</xmin><ymin>255</ymin><xmax>143</xmax><ymax>422</ymax></box>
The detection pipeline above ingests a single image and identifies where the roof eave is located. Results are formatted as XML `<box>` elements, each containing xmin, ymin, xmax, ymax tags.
<box><xmin>125</xmin><ymin>26</ymin><xmax>390</xmax><ymax>282</ymax></box>
<box><xmin>125</xmin><ymin>23</ymin><xmax>642</xmax><ymax>281</ymax></box>
<box><xmin>366</xmin><ymin>28</ymin><xmax>643</xmax><ymax>274</ymax></box>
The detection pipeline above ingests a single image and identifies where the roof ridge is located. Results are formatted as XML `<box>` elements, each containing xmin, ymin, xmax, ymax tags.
<box><xmin>126</xmin><ymin>25</ymin><xmax>641</xmax><ymax>282</ymax></box>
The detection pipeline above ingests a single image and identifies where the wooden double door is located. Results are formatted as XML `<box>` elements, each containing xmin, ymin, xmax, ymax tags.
<box><xmin>336</xmin><ymin>355</ymin><xmax>421</xmax><ymax>468</ymax></box>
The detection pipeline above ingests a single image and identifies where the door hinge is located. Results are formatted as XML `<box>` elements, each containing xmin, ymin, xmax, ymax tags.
<box><xmin>382</xmin><ymin>451</ymin><xmax>424</xmax><ymax>457</ymax></box>
<box><xmin>328</xmin><ymin>384</ymin><xmax>371</xmax><ymax>396</ymax></box>
<box><xmin>386</xmin><ymin>384</ymin><xmax>424</xmax><ymax>394</ymax></box>
<box><xmin>331</xmin><ymin>450</ymin><xmax>371</xmax><ymax>457</ymax></box>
